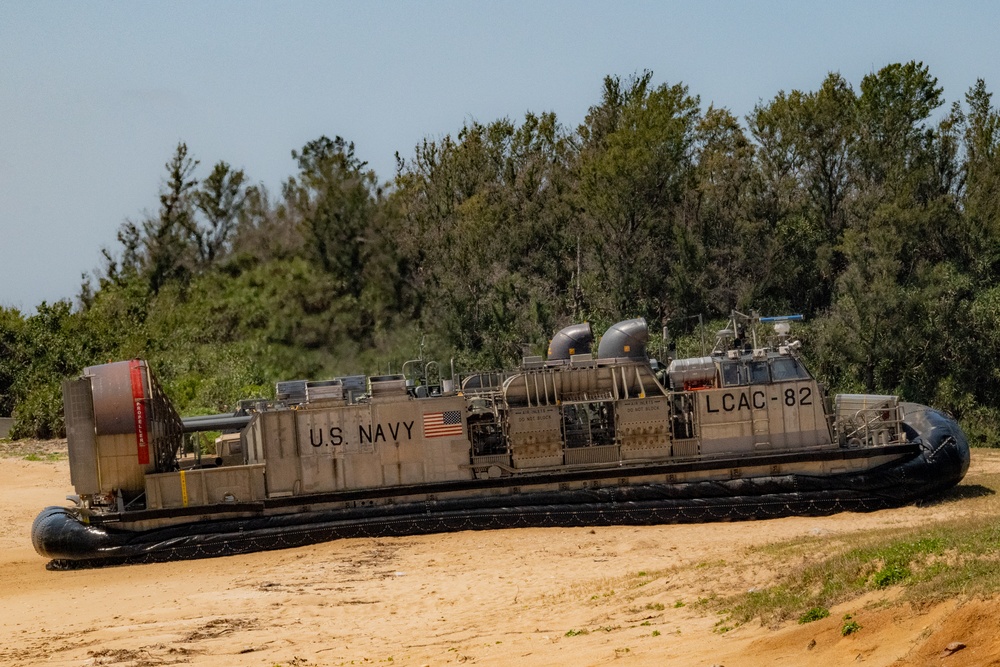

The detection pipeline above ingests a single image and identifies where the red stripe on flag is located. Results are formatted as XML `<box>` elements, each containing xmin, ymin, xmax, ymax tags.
<box><xmin>423</xmin><ymin>410</ymin><xmax>464</xmax><ymax>438</ymax></box>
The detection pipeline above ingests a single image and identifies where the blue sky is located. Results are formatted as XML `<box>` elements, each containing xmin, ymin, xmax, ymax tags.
<box><xmin>2</xmin><ymin>1</ymin><xmax>997</xmax><ymax>311</ymax></box>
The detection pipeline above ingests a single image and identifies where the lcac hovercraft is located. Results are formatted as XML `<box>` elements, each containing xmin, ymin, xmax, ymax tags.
<box><xmin>32</xmin><ymin>313</ymin><xmax>969</xmax><ymax>568</ymax></box>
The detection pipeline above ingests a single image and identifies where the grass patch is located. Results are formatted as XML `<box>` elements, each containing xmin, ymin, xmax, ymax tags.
<box><xmin>798</xmin><ymin>607</ymin><xmax>830</xmax><ymax>624</ymax></box>
<box><xmin>840</xmin><ymin>614</ymin><xmax>861</xmax><ymax>636</ymax></box>
<box><xmin>627</xmin><ymin>602</ymin><xmax>665</xmax><ymax>615</ymax></box>
<box><xmin>554</xmin><ymin>567</ymin><xmax>679</xmax><ymax>610</ymax></box>
<box><xmin>22</xmin><ymin>452</ymin><xmax>65</xmax><ymax>462</ymax></box>
<box><xmin>717</xmin><ymin>491</ymin><xmax>1000</xmax><ymax>628</ymax></box>
<box><xmin>872</xmin><ymin>562</ymin><xmax>910</xmax><ymax>589</ymax></box>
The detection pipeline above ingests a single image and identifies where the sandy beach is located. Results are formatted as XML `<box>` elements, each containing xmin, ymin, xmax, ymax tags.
<box><xmin>2</xmin><ymin>442</ymin><xmax>998</xmax><ymax>667</ymax></box>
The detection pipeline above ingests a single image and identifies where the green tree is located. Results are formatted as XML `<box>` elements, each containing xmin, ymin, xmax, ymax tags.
<box><xmin>192</xmin><ymin>161</ymin><xmax>247</xmax><ymax>267</ymax></box>
<box><xmin>8</xmin><ymin>301</ymin><xmax>92</xmax><ymax>438</ymax></box>
<box><xmin>285</xmin><ymin>136</ymin><xmax>378</xmax><ymax>297</ymax></box>
<box><xmin>576</xmin><ymin>72</ymin><xmax>701</xmax><ymax>322</ymax></box>
<box><xmin>0</xmin><ymin>307</ymin><xmax>25</xmax><ymax>418</ymax></box>
<box><xmin>816</xmin><ymin>62</ymin><xmax>966</xmax><ymax>402</ymax></box>
<box><xmin>393</xmin><ymin>114</ymin><xmax>577</xmax><ymax>365</ymax></box>
<box><xmin>229</xmin><ymin>184</ymin><xmax>306</xmax><ymax>264</ymax></box>
<box><xmin>146</xmin><ymin>142</ymin><xmax>200</xmax><ymax>292</ymax></box>
<box><xmin>692</xmin><ymin>105</ymin><xmax>759</xmax><ymax>312</ymax></box>
<box><xmin>962</xmin><ymin>79</ymin><xmax>1000</xmax><ymax>281</ymax></box>
<box><xmin>747</xmin><ymin>73</ymin><xmax>858</xmax><ymax>314</ymax></box>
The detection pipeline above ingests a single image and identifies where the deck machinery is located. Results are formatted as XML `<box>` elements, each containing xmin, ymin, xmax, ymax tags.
<box><xmin>33</xmin><ymin>313</ymin><xmax>970</xmax><ymax>567</ymax></box>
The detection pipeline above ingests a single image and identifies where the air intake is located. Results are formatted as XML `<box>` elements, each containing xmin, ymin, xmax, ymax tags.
<box><xmin>547</xmin><ymin>322</ymin><xmax>594</xmax><ymax>361</ymax></box>
<box><xmin>597</xmin><ymin>318</ymin><xmax>649</xmax><ymax>360</ymax></box>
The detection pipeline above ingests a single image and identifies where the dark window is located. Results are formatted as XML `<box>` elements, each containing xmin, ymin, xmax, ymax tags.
<box><xmin>748</xmin><ymin>360</ymin><xmax>770</xmax><ymax>384</ymax></box>
<box><xmin>770</xmin><ymin>357</ymin><xmax>810</xmax><ymax>381</ymax></box>
<box><xmin>721</xmin><ymin>361</ymin><xmax>742</xmax><ymax>387</ymax></box>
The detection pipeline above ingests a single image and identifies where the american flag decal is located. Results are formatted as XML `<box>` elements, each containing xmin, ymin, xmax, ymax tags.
<box><xmin>423</xmin><ymin>410</ymin><xmax>464</xmax><ymax>438</ymax></box>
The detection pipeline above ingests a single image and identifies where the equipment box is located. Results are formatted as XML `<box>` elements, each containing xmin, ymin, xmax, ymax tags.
<box><xmin>145</xmin><ymin>464</ymin><xmax>266</xmax><ymax>509</ymax></box>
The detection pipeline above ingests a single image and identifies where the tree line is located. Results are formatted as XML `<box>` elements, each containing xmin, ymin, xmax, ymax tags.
<box><xmin>2</xmin><ymin>61</ymin><xmax>1000</xmax><ymax>446</ymax></box>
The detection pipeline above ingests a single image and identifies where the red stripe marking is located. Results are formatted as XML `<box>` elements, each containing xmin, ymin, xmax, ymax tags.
<box><xmin>129</xmin><ymin>360</ymin><xmax>150</xmax><ymax>465</ymax></box>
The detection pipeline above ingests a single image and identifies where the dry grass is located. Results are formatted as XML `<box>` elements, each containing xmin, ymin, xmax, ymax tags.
<box><xmin>719</xmin><ymin>473</ymin><xmax>1000</xmax><ymax>627</ymax></box>
<box><xmin>0</xmin><ymin>438</ymin><xmax>68</xmax><ymax>460</ymax></box>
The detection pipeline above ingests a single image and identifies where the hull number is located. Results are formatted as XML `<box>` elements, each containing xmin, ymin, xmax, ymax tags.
<box><xmin>707</xmin><ymin>387</ymin><xmax>812</xmax><ymax>413</ymax></box>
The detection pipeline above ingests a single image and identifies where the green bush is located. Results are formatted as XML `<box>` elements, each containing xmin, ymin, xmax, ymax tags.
<box><xmin>872</xmin><ymin>562</ymin><xmax>910</xmax><ymax>589</ymax></box>
<box><xmin>841</xmin><ymin>614</ymin><xmax>861</xmax><ymax>636</ymax></box>
<box><xmin>798</xmin><ymin>607</ymin><xmax>830</xmax><ymax>624</ymax></box>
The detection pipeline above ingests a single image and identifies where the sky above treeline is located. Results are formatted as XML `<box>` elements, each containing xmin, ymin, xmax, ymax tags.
<box><xmin>2</xmin><ymin>1</ymin><xmax>998</xmax><ymax>312</ymax></box>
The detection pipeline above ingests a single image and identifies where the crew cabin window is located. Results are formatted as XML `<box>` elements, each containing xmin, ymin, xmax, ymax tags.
<box><xmin>770</xmin><ymin>357</ymin><xmax>810</xmax><ymax>381</ymax></box>
<box><xmin>722</xmin><ymin>360</ymin><xmax>772</xmax><ymax>386</ymax></box>
<box><xmin>721</xmin><ymin>361</ymin><xmax>743</xmax><ymax>387</ymax></box>
<box><xmin>748</xmin><ymin>360</ymin><xmax>770</xmax><ymax>384</ymax></box>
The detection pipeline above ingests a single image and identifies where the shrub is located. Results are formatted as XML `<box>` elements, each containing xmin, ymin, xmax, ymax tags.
<box><xmin>798</xmin><ymin>607</ymin><xmax>830</xmax><ymax>624</ymax></box>
<box><xmin>841</xmin><ymin>614</ymin><xmax>861</xmax><ymax>636</ymax></box>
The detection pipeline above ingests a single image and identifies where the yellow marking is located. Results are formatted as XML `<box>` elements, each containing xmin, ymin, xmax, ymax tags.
<box><xmin>180</xmin><ymin>470</ymin><xmax>189</xmax><ymax>507</ymax></box>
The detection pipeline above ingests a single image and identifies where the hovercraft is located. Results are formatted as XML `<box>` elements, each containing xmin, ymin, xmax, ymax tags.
<box><xmin>33</xmin><ymin>312</ymin><xmax>969</xmax><ymax>568</ymax></box>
